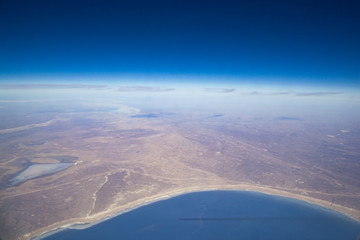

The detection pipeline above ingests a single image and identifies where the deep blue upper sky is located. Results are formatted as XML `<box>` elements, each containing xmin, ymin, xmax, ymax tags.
<box><xmin>0</xmin><ymin>0</ymin><xmax>359</xmax><ymax>84</ymax></box>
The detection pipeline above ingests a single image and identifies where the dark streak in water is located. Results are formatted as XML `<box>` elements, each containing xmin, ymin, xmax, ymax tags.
<box><xmin>178</xmin><ymin>217</ymin><xmax>326</xmax><ymax>221</ymax></box>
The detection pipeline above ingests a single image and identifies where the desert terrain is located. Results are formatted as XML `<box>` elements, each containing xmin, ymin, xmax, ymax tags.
<box><xmin>0</xmin><ymin>95</ymin><xmax>359</xmax><ymax>240</ymax></box>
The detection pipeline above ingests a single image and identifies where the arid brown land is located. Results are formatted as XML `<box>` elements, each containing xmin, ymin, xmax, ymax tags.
<box><xmin>0</xmin><ymin>100</ymin><xmax>359</xmax><ymax>240</ymax></box>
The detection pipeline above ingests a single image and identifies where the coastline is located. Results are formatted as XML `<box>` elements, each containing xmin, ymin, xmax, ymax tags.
<box><xmin>30</xmin><ymin>184</ymin><xmax>360</xmax><ymax>240</ymax></box>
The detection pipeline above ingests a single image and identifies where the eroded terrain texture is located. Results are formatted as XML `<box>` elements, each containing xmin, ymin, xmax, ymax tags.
<box><xmin>0</xmin><ymin>97</ymin><xmax>359</xmax><ymax>240</ymax></box>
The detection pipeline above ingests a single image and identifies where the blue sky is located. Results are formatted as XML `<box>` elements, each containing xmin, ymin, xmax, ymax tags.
<box><xmin>0</xmin><ymin>0</ymin><xmax>359</xmax><ymax>87</ymax></box>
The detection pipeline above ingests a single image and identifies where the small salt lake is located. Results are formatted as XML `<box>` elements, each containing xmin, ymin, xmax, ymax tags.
<box><xmin>9</xmin><ymin>163</ymin><xmax>73</xmax><ymax>186</ymax></box>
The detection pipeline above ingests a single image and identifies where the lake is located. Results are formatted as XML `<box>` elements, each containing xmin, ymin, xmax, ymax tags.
<box><xmin>42</xmin><ymin>191</ymin><xmax>360</xmax><ymax>240</ymax></box>
<box><xmin>9</xmin><ymin>163</ymin><xmax>74</xmax><ymax>186</ymax></box>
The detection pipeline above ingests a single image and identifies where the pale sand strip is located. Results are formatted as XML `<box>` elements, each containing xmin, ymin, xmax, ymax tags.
<box><xmin>28</xmin><ymin>184</ymin><xmax>360</xmax><ymax>240</ymax></box>
<box><xmin>0</xmin><ymin>118</ymin><xmax>60</xmax><ymax>134</ymax></box>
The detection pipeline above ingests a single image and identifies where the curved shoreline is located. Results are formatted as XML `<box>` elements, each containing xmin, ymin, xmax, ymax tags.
<box><xmin>30</xmin><ymin>184</ymin><xmax>360</xmax><ymax>240</ymax></box>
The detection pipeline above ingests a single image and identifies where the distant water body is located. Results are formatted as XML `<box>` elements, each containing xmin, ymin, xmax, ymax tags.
<box><xmin>42</xmin><ymin>191</ymin><xmax>360</xmax><ymax>240</ymax></box>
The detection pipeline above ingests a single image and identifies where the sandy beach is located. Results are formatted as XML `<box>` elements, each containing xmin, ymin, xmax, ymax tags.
<box><xmin>30</xmin><ymin>184</ymin><xmax>360</xmax><ymax>240</ymax></box>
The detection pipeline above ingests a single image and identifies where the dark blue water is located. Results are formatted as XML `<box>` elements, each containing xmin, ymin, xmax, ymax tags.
<box><xmin>42</xmin><ymin>191</ymin><xmax>360</xmax><ymax>240</ymax></box>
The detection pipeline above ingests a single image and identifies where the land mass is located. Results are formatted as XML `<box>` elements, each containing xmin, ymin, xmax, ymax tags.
<box><xmin>0</xmin><ymin>101</ymin><xmax>360</xmax><ymax>240</ymax></box>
